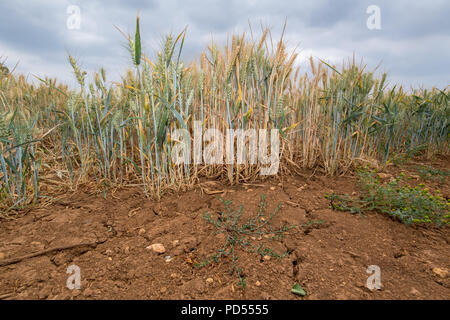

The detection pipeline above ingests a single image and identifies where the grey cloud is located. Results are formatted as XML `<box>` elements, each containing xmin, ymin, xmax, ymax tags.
<box><xmin>0</xmin><ymin>0</ymin><xmax>448</xmax><ymax>88</ymax></box>
<box><xmin>0</xmin><ymin>1</ymin><xmax>65</xmax><ymax>58</ymax></box>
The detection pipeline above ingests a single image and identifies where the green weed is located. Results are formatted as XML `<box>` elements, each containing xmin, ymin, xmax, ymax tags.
<box><xmin>196</xmin><ymin>194</ymin><xmax>293</xmax><ymax>287</ymax></box>
<box><xmin>416</xmin><ymin>165</ymin><xmax>449</xmax><ymax>183</ymax></box>
<box><xmin>326</xmin><ymin>169</ymin><xmax>449</xmax><ymax>226</ymax></box>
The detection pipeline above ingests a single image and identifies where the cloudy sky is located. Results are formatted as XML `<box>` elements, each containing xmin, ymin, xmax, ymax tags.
<box><xmin>0</xmin><ymin>0</ymin><xmax>449</xmax><ymax>89</ymax></box>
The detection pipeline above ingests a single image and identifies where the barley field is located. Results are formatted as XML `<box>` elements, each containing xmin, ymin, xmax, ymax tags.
<box><xmin>0</xmin><ymin>16</ymin><xmax>449</xmax><ymax>301</ymax></box>
<box><xmin>1</xmin><ymin>17</ymin><xmax>448</xmax><ymax>210</ymax></box>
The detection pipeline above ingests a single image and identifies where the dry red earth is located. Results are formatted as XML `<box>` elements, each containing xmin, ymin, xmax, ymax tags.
<box><xmin>0</xmin><ymin>157</ymin><xmax>449</xmax><ymax>300</ymax></box>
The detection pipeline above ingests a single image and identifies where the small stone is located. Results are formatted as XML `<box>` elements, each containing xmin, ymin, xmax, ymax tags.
<box><xmin>147</xmin><ymin>243</ymin><xmax>166</xmax><ymax>254</ymax></box>
<box><xmin>255</xmin><ymin>281</ymin><xmax>261</xmax><ymax>287</ymax></box>
<box><xmin>172</xmin><ymin>240</ymin><xmax>180</xmax><ymax>247</ymax></box>
<box><xmin>138</xmin><ymin>228</ymin><xmax>146</xmax><ymax>236</ymax></box>
<box><xmin>432</xmin><ymin>267</ymin><xmax>448</xmax><ymax>279</ymax></box>
<box><xmin>108</xmin><ymin>257</ymin><xmax>112</xmax><ymax>261</ymax></box>
<box><xmin>170</xmin><ymin>273</ymin><xmax>179</xmax><ymax>279</ymax></box>
<box><xmin>0</xmin><ymin>252</ymin><xmax>5</xmax><ymax>260</ymax></box>
<box><xmin>105</xmin><ymin>249</ymin><xmax>113</xmax><ymax>256</ymax></box>
<box><xmin>164</xmin><ymin>255</ymin><xmax>172</xmax><ymax>262</ymax></box>
<box><xmin>410</xmin><ymin>288</ymin><xmax>420</xmax><ymax>296</ymax></box>
<box><xmin>270</xmin><ymin>187</ymin><xmax>276</xmax><ymax>190</ymax></box>
<box><xmin>247</xmin><ymin>189</ymin><xmax>253</xmax><ymax>192</ymax></box>
<box><xmin>263</xmin><ymin>255</ymin><xmax>271</xmax><ymax>261</ymax></box>
<box><xmin>206</xmin><ymin>278</ymin><xmax>214</xmax><ymax>284</ymax></box>
<box><xmin>160</xmin><ymin>287</ymin><xmax>167</xmax><ymax>293</ymax></box>
<box><xmin>124</xmin><ymin>246</ymin><xmax>130</xmax><ymax>254</ymax></box>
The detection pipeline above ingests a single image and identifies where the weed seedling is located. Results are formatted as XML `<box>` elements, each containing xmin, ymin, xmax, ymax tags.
<box><xmin>197</xmin><ymin>194</ymin><xmax>294</xmax><ymax>288</ymax></box>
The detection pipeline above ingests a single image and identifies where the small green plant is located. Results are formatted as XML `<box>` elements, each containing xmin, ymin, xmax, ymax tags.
<box><xmin>416</xmin><ymin>165</ymin><xmax>449</xmax><ymax>183</ymax></box>
<box><xmin>325</xmin><ymin>193</ymin><xmax>362</xmax><ymax>214</ymax></box>
<box><xmin>326</xmin><ymin>169</ymin><xmax>449</xmax><ymax>226</ymax></box>
<box><xmin>291</xmin><ymin>283</ymin><xmax>307</xmax><ymax>296</ymax></box>
<box><xmin>197</xmin><ymin>194</ymin><xmax>294</xmax><ymax>288</ymax></box>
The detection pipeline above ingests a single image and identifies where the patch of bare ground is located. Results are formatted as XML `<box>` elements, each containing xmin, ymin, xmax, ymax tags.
<box><xmin>0</xmin><ymin>157</ymin><xmax>449</xmax><ymax>300</ymax></box>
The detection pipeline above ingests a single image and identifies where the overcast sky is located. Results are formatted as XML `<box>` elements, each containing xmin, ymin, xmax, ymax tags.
<box><xmin>0</xmin><ymin>0</ymin><xmax>449</xmax><ymax>89</ymax></box>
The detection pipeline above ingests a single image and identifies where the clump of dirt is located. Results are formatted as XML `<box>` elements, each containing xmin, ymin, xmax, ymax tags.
<box><xmin>0</xmin><ymin>157</ymin><xmax>449</xmax><ymax>300</ymax></box>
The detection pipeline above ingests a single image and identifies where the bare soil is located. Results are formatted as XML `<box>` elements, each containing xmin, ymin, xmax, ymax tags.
<box><xmin>0</xmin><ymin>157</ymin><xmax>449</xmax><ymax>300</ymax></box>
